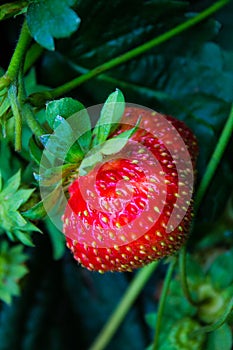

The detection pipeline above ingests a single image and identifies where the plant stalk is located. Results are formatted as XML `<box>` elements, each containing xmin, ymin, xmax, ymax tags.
<box><xmin>24</xmin><ymin>43</ymin><xmax>44</xmax><ymax>73</ymax></box>
<box><xmin>5</xmin><ymin>20</ymin><xmax>31</xmax><ymax>84</ymax></box>
<box><xmin>8</xmin><ymin>83</ymin><xmax>22</xmax><ymax>151</ymax></box>
<box><xmin>88</xmin><ymin>261</ymin><xmax>159</xmax><ymax>350</ymax></box>
<box><xmin>195</xmin><ymin>103</ymin><xmax>233</xmax><ymax>211</ymax></box>
<box><xmin>191</xmin><ymin>297</ymin><xmax>233</xmax><ymax>337</ymax></box>
<box><xmin>179</xmin><ymin>103</ymin><xmax>233</xmax><ymax>307</ymax></box>
<box><xmin>152</xmin><ymin>258</ymin><xmax>177</xmax><ymax>350</ymax></box>
<box><xmin>18</xmin><ymin>64</ymin><xmax>45</xmax><ymax>137</ymax></box>
<box><xmin>179</xmin><ymin>246</ymin><xmax>199</xmax><ymax>306</ymax></box>
<box><xmin>30</xmin><ymin>0</ymin><xmax>230</xmax><ymax>105</ymax></box>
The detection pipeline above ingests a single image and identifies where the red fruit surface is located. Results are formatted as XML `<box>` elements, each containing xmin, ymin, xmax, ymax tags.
<box><xmin>63</xmin><ymin>107</ymin><xmax>198</xmax><ymax>272</ymax></box>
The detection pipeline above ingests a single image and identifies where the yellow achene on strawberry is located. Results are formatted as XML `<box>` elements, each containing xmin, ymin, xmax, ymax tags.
<box><xmin>63</xmin><ymin>107</ymin><xmax>198</xmax><ymax>272</ymax></box>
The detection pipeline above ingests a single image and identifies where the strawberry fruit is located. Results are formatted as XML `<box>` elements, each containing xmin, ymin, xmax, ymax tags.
<box><xmin>63</xmin><ymin>107</ymin><xmax>198</xmax><ymax>272</ymax></box>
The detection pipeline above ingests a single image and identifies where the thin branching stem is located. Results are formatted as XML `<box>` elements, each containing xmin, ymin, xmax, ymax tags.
<box><xmin>152</xmin><ymin>258</ymin><xmax>177</xmax><ymax>350</ymax></box>
<box><xmin>29</xmin><ymin>0</ymin><xmax>230</xmax><ymax>106</ymax></box>
<box><xmin>179</xmin><ymin>102</ymin><xmax>233</xmax><ymax>306</ymax></box>
<box><xmin>88</xmin><ymin>262</ymin><xmax>159</xmax><ymax>350</ymax></box>
<box><xmin>191</xmin><ymin>297</ymin><xmax>233</xmax><ymax>337</ymax></box>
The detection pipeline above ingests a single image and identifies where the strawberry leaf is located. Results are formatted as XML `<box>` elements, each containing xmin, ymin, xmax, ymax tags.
<box><xmin>1</xmin><ymin>170</ymin><xmax>21</xmax><ymax>196</ymax></box>
<box><xmin>22</xmin><ymin>181</ymin><xmax>64</xmax><ymax>220</ymax></box>
<box><xmin>46</xmin><ymin>98</ymin><xmax>85</xmax><ymax>129</ymax></box>
<box><xmin>45</xmin><ymin>218</ymin><xmax>65</xmax><ymax>260</ymax></box>
<box><xmin>26</xmin><ymin>0</ymin><xmax>80</xmax><ymax>51</ymax></box>
<box><xmin>0</xmin><ymin>241</ymin><xmax>28</xmax><ymax>304</ymax></box>
<box><xmin>0</xmin><ymin>2</ymin><xmax>28</xmax><ymax>21</ymax></box>
<box><xmin>206</xmin><ymin>324</ymin><xmax>232</xmax><ymax>350</ymax></box>
<box><xmin>22</xmin><ymin>199</ymin><xmax>47</xmax><ymax>220</ymax></box>
<box><xmin>208</xmin><ymin>249</ymin><xmax>233</xmax><ymax>289</ymax></box>
<box><xmin>29</xmin><ymin>137</ymin><xmax>43</xmax><ymax>165</ymax></box>
<box><xmin>79</xmin><ymin>152</ymin><xmax>103</xmax><ymax>176</ymax></box>
<box><xmin>100</xmin><ymin>117</ymin><xmax>141</xmax><ymax>155</ymax></box>
<box><xmin>46</xmin><ymin>98</ymin><xmax>92</xmax><ymax>156</ymax></box>
<box><xmin>92</xmin><ymin>89</ymin><xmax>125</xmax><ymax>147</ymax></box>
<box><xmin>40</xmin><ymin>119</ymin><xmax>83</xmax><ymax>164</ymax></box>
<box><xmin>0</xmin><ymin>171</ymin><xmax>41</xmax><ymax>246</ymax></box>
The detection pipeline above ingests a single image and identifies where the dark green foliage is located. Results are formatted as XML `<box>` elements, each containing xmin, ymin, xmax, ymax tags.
<box><xmin>0</xmin><ymin>0</ymin><xmax>232</xmax><ymax>349</ymax></box>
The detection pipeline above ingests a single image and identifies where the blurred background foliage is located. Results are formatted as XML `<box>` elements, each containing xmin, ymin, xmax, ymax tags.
<box><xmin>0</xmin><ymin>0</ymin><xmax>233</xmax><ymax>349</ymax></box>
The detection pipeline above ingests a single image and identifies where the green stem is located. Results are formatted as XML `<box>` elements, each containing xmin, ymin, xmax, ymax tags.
<box><xmin>0</xmin><ymin>1</ymin><xmax>28</xmax><ymax>21</ymax></box>
<box><xmin>8</xmin><ymin>83</ymin><xmax>22</xmax><ymax>151</ymax></box>
<box><xmin>88</xmin><ymin>261</ymin><xmax>159</xmax><ymax>350</ymax></box>
<box><xmin>195</xmin><ymin>103</ymin><xmax>233</xmax><ymax>211</ymax></box>
<box><xmin>23</xmin><ymin>102</ymin><xmax>45</xmax><ymax>137</ymax></box>
<box><xmin>6</xmin><ymin>20</ymin><xmax>31</xmax><ymax>83</ymax></box>
<box><xmin>152</xmin><ymin>258</ymin><xmax>177</xmax><ymax>350</ymax></box>
<box><xmin>179</xmin><ymin>246</ymin><xmax>199</xmax><ymax>306</ymax></box>
<box><xmin>24</xmin><ymin>43</ymin><xmax>44</xmax><ymax>73</ymax></box>
<box><xmin>18</xmin><ymin>65</ymin><xmax>45</xmax><ymax>137</ymax></box>
<box><xmin>30</xmin><ymin>0</ymin><xmax>230</xmax><ymax>105</ymax></box>
<box><xmin>88</xmin><ymin>63</ymin><xmax>233</xmax><ymax>350</ymax></box>
<box><xmin>178</xmin><ymin>103</ymin><xmax>233</xmax><ymax>307</ymax></box>
<box><xmin>191</xmin><ymin>297</ymin><xmax>233</xmax><ymax>337</ymax></box>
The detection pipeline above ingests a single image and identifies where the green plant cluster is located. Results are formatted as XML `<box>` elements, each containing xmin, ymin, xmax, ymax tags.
<box><xmin>0</xmin><ymin>0</ymin><xmax>232</xmax><ymax>349</ymax></box>
<box><xmin>146</xmin><ymin>252</ymin><xmax>233</xmax><ymax>350</ymax></box>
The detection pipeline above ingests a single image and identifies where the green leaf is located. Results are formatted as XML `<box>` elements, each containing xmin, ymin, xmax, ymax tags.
<box><xmin>22</xmin><ymin>199</ymin><xmax>47</xmax><ymax>220</ymax></box>
<box><xmin>92</xmin><ymin>89</ymin><xmax>125</xmax><ymax>146</ymax></box>
<box><xmin>0</xmin><ymin>2</ymin><xmax>28</xmax><ymax>21</ymax></box>
<box><xmin>57</xmin><ymin>0</ymin><xmax>187</xmax><ymax>68</ymax></box>
<box><xmin>9</xmin><ymin>189</ymin><xmax>35</xmax><ymax>211</ymax></box>
<box><xmin>0</xmin><ymin>170</ymin><xmax>21</xmax><ymax>198</ymax></box>
<box><xmin>0</xmin><ymin>171</ymin><xmax>40</xmax><ymax>245</ymax></box>
<box><xmin>65</xmin><ymin>141</ymin><xmax>85</xmax><ymax>163</ymax></box>
<box><xmin>39</xmin><ymin>134</ymin><xmax>50</xmax><ymax>147</ymax></box>
<box><xmin>46</xmin><ymin>97</ymin><xmax>86</xmax><ymax>128</ymax></box>
<box><xmin>40</xmin><ymin>125</ymin><xmax>78</xmax><ymax>164</ymax></box>
<box><xmin>166</xmin><ymin>318</ymin><xmax>206</xmax><ymax>350</ymax></box>
<box><xmin>23</xmin><ymin>179</ymin><xmax>65</xmax><ymax>222</ymax></box>
<box><xmin>79</xmin><ymin>114</ymin><xmax>140</xmax><ymax>175</ymax></box>
<box><xmin>29</xmin><ymin>136</ymin><xmax>43</xmax><ymax>165</ymax></box>
<box><xmin>13</xmin><ymin>230</ymin><xmax>35</xmax><ymax>247</ymax></box>
<box><xmin>79</xmin><ymin>151</ymin><xmax>103</xmax><ymax>176</ymax></box>
<box><xmin>37</xmin><ymin>163</ymin><xmax>74</xmax><ymax>188</ymax></box>
<box><xmin>0</xmin><ymin>90</ymin><xmax>10</xmax><ymax>119</ymax></box>
<box><xmin>69</xmin><ymin>108</ymin><xmax>92</xmax><ymax>153</ymax></box>
<box><xmin>208</xmin><ymin>249</ymin><xmax>233</xmax><ymax>289</ymax></box>
<box><xmin>0</xmin><ymin>241</ymin><xmax>28</xmax><ymax>304</ymax></box>
<box><xmin>206</xmin><ymin>324</ymin><xmax>232</xmax><ymax>350</ymax></box>
<box><xmin>46</xmin><ymin>98</ymin><xmax>92</xmax><ymax>157</ymax></box>
<box><xmin>26</xmin><ymin>0</ymin><xmax>80</xmax><ymax>51</ymax></box>
<box><xmin>45</xmin><ymin>218</ymin><xmax>65</xmax><ymax>260</ymax></box>
<box><xmin>145</xmin><ymin>313</ymin><xmax>156</xmax><ymax>328</ymax></box>
<box><xmin>100</xmin><ymin>117</ymin><xmax>141</xmax><ymax>155</ymax></box>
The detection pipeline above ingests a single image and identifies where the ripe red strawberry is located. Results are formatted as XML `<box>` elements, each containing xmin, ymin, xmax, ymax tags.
<box><xmin>63</xmin><ymin>107</ymin><xmax>198</xmax><ymax>272</ymax></box>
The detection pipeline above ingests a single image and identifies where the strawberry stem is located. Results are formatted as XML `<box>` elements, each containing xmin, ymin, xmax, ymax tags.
<box><xmin>29</xmin><ymin>0</ymin><xmax>230</xmax><ymax>107</ymax></box>
<box><xmin>82</xmin><ymin>3</ymin><xmax>231</xmax><ymax>350</ymax></box>
<box><xmin>179</xmin><ymin>246</ymin><xmax>199</xmax><ymax>306</ymax></box>
<box><xmin>18</xmin><ymin>60</ymin><xmax>45</xmax><ymax>137</ymax></box>
<box><xmin>190</xmin><ymin>297</ymin><xmax>233</xmax><ymax>337</ymax></box>
<box><xmin>152</xmin><ymin>258</ymin><xmax>177</xmax><ymax>350</ymax></box>
<box><xmin>0</xmin><ymin>20</ymin><xmax>31</xmax><ymax>90</ymax></box>
<box><xmin>8</xmin><ymin>82</ymin><xmax>23</xmax><ymax>151</ymax></box>
<box><xmin>179</xmin><ymin>103</ymin><xmax>233</xmax><ymax>308</ymax></box>
<box><xmin>88</xmin><ymin>261</ymin><xmax>159</xmax><ymax>350</ymax></box>
<box><xmin>195</xmin><ymin>103</ymin><xmax>233</xmax><ymax>211</ymax></box>
<box><xmin>24</xmin><ymin>43</ymin><xmax>44</xmax><ymax>74</ymax></box>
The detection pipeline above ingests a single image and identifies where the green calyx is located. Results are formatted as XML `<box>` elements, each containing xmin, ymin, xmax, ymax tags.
<box><xmin>37</xmin><ymin>89</ymin><xmax>139</xmax><ymax>179</ymax></box>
